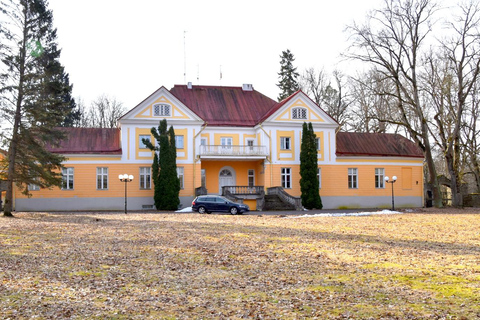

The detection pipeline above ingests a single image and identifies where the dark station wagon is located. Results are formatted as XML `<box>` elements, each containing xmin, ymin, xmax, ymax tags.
<box><xmin>191</xmin><ymin>195</ymin><xmax>249</xmax><ymax>215</ymax></box>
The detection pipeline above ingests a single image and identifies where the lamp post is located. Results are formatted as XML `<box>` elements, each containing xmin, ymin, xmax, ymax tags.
<box><xmin>119</xmin><ymin>174</ymin><xmax>133</xmax><ymax>214</ymax></box>
<box><xmin>384</xmin><ymin>175</ymin><xmax>397</xmax><ymax>211</ymax></box>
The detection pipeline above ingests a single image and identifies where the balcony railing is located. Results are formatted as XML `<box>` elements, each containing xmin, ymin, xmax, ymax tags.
<box><xmin>199</xmin><ymin>145</ymin><xmax>268</xmax><ymax>157</ymax></box>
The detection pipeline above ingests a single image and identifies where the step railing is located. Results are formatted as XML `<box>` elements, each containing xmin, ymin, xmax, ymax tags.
<box><xmin>267</xmin><ymin>187</ymin><xmax>303</xmax><ymax>210</ymax></box>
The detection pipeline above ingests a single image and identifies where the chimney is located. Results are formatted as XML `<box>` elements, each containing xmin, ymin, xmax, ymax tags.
<box><xmin>187</xmin><ymin>82</ymin><xmax>193</xmax><ymax>89</ymax></box>
<box><xmin>242</xmin><ymin>84</ymin><xmax>253</xmax><ymax>91</ymax></box>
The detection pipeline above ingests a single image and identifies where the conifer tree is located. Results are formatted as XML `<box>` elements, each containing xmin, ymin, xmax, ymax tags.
<box><xmin>0</xmin><ymin>0</ymin><xmax>76</xmax><ymax>216</ymax></box>
<box><xmin>277</xmin><ymin>49</ymin><xmax>300</xmax><ymax>101</ymax></box>
<box><xmin>143</xmin><ymin>119</ymin><xmax>180</xmax><ymax>210</ymax></box>
<box><xmin>300</xmin><ymin>122</ymin><xmax>323</xmax><ymax>209</ymax></box>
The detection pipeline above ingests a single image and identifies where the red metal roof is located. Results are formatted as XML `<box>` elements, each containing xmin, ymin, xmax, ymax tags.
<box><xmin>47</xmin><ymin>128</ymin><xmax>122</xmax><ymax>154</ymax></box>
<box><xmin>336</xmin><ymin>132</ymin><xmax>423</xmax><ymax>158</ymax></box>
<box><xmin>169</xmin><ymin>85</ymin><xmax>278</xmax><ymax>127</ymax></box>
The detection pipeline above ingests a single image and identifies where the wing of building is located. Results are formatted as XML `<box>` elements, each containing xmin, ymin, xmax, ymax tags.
<box><xmin>13</xmin><ymin>84</ymin><xmax>424</xmax><ymax>211</ymax></box>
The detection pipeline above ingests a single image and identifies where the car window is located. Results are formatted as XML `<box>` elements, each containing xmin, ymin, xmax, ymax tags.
<box><xmin>204</xmin><ymin>197</ymin><xmax>215</xmax><ymax>202</ymax></box>
<box><xmin>216</xmin><ymin>197</ymin><xmax>226</xmax><ymax>203</ymax></box>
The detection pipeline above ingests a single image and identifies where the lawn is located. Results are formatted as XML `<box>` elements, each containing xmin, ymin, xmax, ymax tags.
<box><xmin>1</xmin><ymin>210</ymin><xmax>479</xmax><ymax>319</ymax></box>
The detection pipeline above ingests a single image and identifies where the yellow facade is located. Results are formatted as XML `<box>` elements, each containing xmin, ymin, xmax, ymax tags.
<box><xmin>12</xmin><ymin>86</ymin><xmax>424</xmax><ymax>211</ymax></box>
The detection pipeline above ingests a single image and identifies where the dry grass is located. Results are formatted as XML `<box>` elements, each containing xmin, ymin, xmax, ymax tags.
<box><xmin>1</xmin><ymin>209</ymin><xmax>480</xmax><ymax>319</ymax></box>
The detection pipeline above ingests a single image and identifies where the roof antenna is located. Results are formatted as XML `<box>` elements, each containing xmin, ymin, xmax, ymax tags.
<box><xmin>183</xmin><ymin>30</ymin><xmax>187</xmax><ymax>83</ymax></box>
<box><xmin>197</xmin><ymin>64</ymin><xmax>200</xmax><ymax>83</ymax></box>
<box><xmin>220</xmin><ymin>65</ymin><xmax>222</xmax><ymax>81</ymax></box>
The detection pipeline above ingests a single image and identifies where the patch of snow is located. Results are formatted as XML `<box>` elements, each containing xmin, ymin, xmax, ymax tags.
<box><xmin>291</xmin><ymin>209</ymin><xmax>403</xmax><ymax>218</ymax></box>
<box><xmin>175</xmin><ymin>207</ymin><xmax>194</xmax><ymax>213</ymax></box>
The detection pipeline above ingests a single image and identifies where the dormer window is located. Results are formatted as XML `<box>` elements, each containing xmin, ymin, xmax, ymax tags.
<box><xmin>153</xmin><ymin>103</ymin><xmax>171</xmax><ymax>116</ymax></box>
<box><xmin>292</xmin><ymin>107</ymin><xmax>307</xmax><ymax>119</ymax></box>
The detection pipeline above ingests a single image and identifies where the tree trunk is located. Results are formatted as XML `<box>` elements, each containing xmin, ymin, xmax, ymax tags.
<box><xmin>423</xmin><ymin>131</ymin><xmax>443</xmax><ymax>208</ymax></box>
<box><xmin>3</xmin><ymin>13</ymin><xmax>28</xmax><ymax>217</ymax></box>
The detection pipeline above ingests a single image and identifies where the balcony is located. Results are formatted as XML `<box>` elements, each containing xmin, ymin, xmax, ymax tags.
<box><xmin>199</xmin><ymin>145</ymin><xmax>268</xmax><ymax>159</ymax></box>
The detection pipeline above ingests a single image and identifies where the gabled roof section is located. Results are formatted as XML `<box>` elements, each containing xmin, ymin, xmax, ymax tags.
<box><xmin>336</xmin><ymin>132</ymin><xmax>423</xmax><ymax>158</ymax></box>
<box><xmin>47</xmin><ymin>128</ymin><xmax>122</xmax><ymax>154</ymax></box>
<box><xmin>169</xmin><ymin>85</ymin><xmax>278</xmax><ymax>127</ymax></box>
<box><xmin>120</xmin><ymin>86</ymin><xmax>202</xmax><ymax>122</ymax></box>
<box><xmin>259</xmin><ymin>90</ymin><xmax>339</xmax><ymax>126</ymax></box>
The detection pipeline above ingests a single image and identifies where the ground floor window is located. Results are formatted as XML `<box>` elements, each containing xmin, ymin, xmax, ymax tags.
<box><xmin>375</xmin><ymin>168</ymin><xmax>385</xmax><ymax>188</ymax></box>
<box><xmin>97</xmin><ymin>167</ymin><xmax>108</xmax><ymax>190</ymax></box>
<box><xmin>201</xmin><ymin>169</ymin><xmax>206</xmax><ymax>188</ymax></box>
<box><xmin>139</xmin><ymin>167</ymin><xmax>151</xmax><ymax>189</ymax></box>
<box><xmin>317</xmin><ymin>167</ymin><xmax>322</xmax><ymax>189</ymax></box>
<box><xmin>177</xmin><ymin>167</ymin><xmax>184</xmax><ymax>189</ymax></box>
<box><xmin>348</xmin><ymin>168</ymin><xmax>358</xmax><ymax>189</ymax></box>
<box><xmin>62</xmin><ymin>167</ymin><xmax>74</xmax><ymax>190</ymax></box>
<box><xmin>281</xmin><ymin>167</ymin><xmax>291</xmax><ymax>189</ymax></box>
<box><xmin>28</xmin><ymin>181</ymin><xmax>40</xmax><ymax>191</ymax></box>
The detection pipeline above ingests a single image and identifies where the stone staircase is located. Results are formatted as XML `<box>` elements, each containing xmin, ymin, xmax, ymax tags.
<box><xmin>263</xmin><ymin>194</ymin><xmax>296</xmax><ymax>211</ymax></box>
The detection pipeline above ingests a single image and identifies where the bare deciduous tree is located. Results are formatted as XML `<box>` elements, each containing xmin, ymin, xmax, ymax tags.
<box><xmin>345</xmin><ymin>0</ymin><xmax>444</xmax><ymax>207</ymax></box>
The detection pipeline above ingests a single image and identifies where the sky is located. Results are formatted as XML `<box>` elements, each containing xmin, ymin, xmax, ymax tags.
<box><xmin>47</xmin><ymin>0</ymin><xmax>385</xmax><ymax>109</ymax></box>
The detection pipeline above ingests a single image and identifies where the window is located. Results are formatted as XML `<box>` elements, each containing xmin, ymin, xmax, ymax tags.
<box><xmin>317</xmin><ymin>168</ymin><xmax>322</xmax><ymax>189</ymax></box>
<box><xmin>247</xmin><ymin>139</ymin><xmax>254</xmax><ymax>152</ymax></box>
<box><xmin>139</xmin><ymin>135</ymin><xmax>151</xmax><ymax>149</ymax></box>
<box><xmin>375</xmin><ymin>168</ymin><xmax>385</xmax><ymax>188</ymax></box>
<box><xmin>175</xmin><ymin>135</ymin><xmax>184</xmax><ymax>149</ymax></box>
<box><xmin>221</xmin><ymin>137</ymin><xmax>232</xmax><ymax>146</ymax></box>
<box><xmin>248</xmin><ymin>169</ymin><xmax>255</xmax><ymax>187</ymax></box>
<box><xmin>200</xmin><ymin>138</ymin><xmax>207</xmax><ymax>146</ymax></box>
<box><xmin>280</xmin><ymin>137</ymin><xmax>291</xmax><ymax>150</ymax></box>
<box><xmin>316</xmin><ymin>137</ymin><xmax>321</xmax><ymax>151</ymax></box>
<box><xmin>348</xmin><ymin>168</ymin><xmax>358</xmax><ymax>189</ymax></box>
<box><xmin>97</xmin><ymin>167</ymin><xmax>108</xmax><ymax>190</ymax></box>
<box><xmin>139</xmin><ymin>167</ymin><xmax>151</xmax><ymax>189</ymax></box>
<box><xmin>201</xmin><ymin>169</ymin><xmax>206</xmax><ymax>188</ymax></box>
<box><xmin>281</xmin><ymin>168</ymin><xmax>291</xmax><ymax>188</ymax></box>
<box><xmin>153</xmin><ymin>103</ymin><xmax>171</xmax><ymax>116</ymax></box>
<box><xmin>177</xmin><ymin>167</ymin><xmax>184</xmax><ymax>189</ymax></box>
<box><xmin>292</xmin><ymin>107</ymin><xmax>307</xmax><ymax>119</ymax></box>
<box><xmin>62</xmin><ymin>167</ymin><xmax>74</xmax><ymax>190</ymax></box>
<box><xmin>29</xmin><ymin>181</ymin><xmax>40</xmax><ymax>191</ymax></box>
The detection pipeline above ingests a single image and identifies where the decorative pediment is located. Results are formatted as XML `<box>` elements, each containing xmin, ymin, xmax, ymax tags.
<box><xmin>119</xmin><ymin>87</ymin><xmax>202</xmax><ymax>122</ymax></box>
<box><xmin>264</xmin><ymin>91</ymin><xmax>338</xmax><ymax>126</ymax></box>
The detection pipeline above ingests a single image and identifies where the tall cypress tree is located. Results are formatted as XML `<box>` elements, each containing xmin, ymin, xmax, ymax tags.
<box><xmin>277</xmin><ymin>49</ymin><xmax>300</xmax><ymax>101</ymax></box>
<box><xmin>0</xmin><ymin>0</ymin><xmax>76</xmax><ymax>216</ymax></box>
<box><xmin>300</xmin><ymin>122</ymin><xmax>323</xmax><ymax>209</ymax></box>
<box><xmin>143</xmin><ymin>119</ymin><xmax>180</xmax><ymax>210</ymax></box>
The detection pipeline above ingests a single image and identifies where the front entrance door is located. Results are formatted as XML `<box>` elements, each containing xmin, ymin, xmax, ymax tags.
<box><xmin>219</xmin><ymin>168</ymin><xmax>234</xmax><ymax>194</ymax></box>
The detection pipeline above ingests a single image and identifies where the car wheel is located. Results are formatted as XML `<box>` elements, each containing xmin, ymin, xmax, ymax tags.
<box><xmin>229</xmin><ymin>207</ymin><xmax>238</xmax><ymax>215</ymax></box>
<box><xmin>198</xmin><ymin>206</ymin><xmax>207</xmax><ymax>214</ymax></box>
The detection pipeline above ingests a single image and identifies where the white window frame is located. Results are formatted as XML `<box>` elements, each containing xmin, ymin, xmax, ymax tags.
<box><xmin>317</xmin><ymin>167</ymin><xmax>322</xmax><ymax>189</ymax></box>
<box><xmin>139</xmin><ymin>167</ymin><xmax>151</xmax><ymax>190</ymax></box>
<box><xmin>28</xmin><ymin>181</ymin><xmax>40</xmax><ymax>191</ymax></box>
<box><xmin>153</xmin><ymin>103</ymin><xmax>171</xmax><ymax>116</ymax></box>
<box><xmin>221</xmin><ymin>137</ymin><xmax>233</xmax><ymax>146</ymax></box>
<box><xmin>375</xmin><ymin>168</ymin><xmax>385</xmax><ymax>189</ymax></box>
<box><xmin>281</xmin><ymin>167</ymin><xmax>292</xmax><ymax>189</ymax></box>
<box><xmin>177</xmin><ymin>167</ymin><xmax>184</xmax><ymax>189</ymax></box>
<box><xmin>62</xmin><ymin>167</ymin><xmax>74</xmax><ymax>190</ymax></box>
<box><xmin>175</xmin><ymin>135</ymin><xmax>184</xmax><ymax>149</ymax></box>
<box><xmin>139</xmin><ymin>135</ymin><xmax>151</xmax><ymax>149</ymax></box>
<box><xmin>348</xmin><ymin>168</ymin><xmax>358</xmax><ymax>189</ymax></box>
<box><xmin>280</xmin><ymin>137</ymin><xmax>291</xmax><ymax>150</ymax></box>
<box><xmin>292</xmin><ymin>107</ymin><xmax>307</xmax><ymax>119</ymax></box>
<box><xmin>248</xmin><ymin>169</ymin><xmax>255</xmax><ymax>187</ymax></box>
<box><xmin>316</xmin><ymin>137</ymin><xmax>321</xmax><ymax>151</ymax></box>
<box><xmin>201</xmin><ymin>169</ymin><xmax>206</xmax><ymax>188</ymax></box>
<box><xmin>97</xmin><ymin>167</ymin><xmax>108</xmax><ymax>190</ymax></box>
